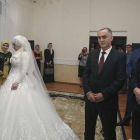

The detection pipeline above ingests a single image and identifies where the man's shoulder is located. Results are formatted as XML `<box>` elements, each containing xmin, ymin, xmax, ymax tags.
<box><xmin>89</xmin><ymin>49</ymin><xmax>100</xmax><ymax>55</ymax></box>
<box><xmin>133</xmin><ymin>48</ymin><xmax>140</xmax><ymax>54</ymax></box>
<box><xmin>111</xmin><ymin>49</ymin><xmax>125</xmax><ymax>57</ymax></box>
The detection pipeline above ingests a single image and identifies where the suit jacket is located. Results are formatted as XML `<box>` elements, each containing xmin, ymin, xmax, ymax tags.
<box><xmin>130</xmin><ymin>57</ymin><xmax>140</xmax><ymax>113</ymax></box>
<box><xmin>127</xmin><ymin>48</ymin><xmax>140</xmax><ymax>77</ymax></box>
<box><xmin>83</xmin><ymin>48</ymin><xmax>126</xmax><ymax>109</ymax></box>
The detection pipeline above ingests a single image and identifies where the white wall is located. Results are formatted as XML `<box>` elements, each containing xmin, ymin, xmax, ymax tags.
<box><xmin>90</xmin><ymin>0</ymin><xmax>140</xmax><ymax>44</ymax></box>
<box><xmin>28</xmin><ymin>0</ymin><xmax>90</xmax><ymax>64</ymax></box>
<box><xmin>0</xmin><ymin>0</ymin><xmax>31</xmax><ymax>52</ymax></box>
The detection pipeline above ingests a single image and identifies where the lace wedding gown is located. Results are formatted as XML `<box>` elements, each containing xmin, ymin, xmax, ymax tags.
<box><xmin>0</xmin><ymin>52</ymin><xmax>79</xmax><ymax>140</ymax></box>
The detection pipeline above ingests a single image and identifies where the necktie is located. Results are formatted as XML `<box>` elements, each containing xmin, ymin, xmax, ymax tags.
<box><xmin>98</xmin><ymin>52</ymin><xmax>106</xmax><ymax>74</ymax></box>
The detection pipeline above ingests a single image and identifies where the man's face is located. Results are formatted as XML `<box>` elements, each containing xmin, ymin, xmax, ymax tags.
<box><xmin>97</xmin><ymin>29</ymin><xmax>113</xmax><ymax>49</ymax></box>
<box><xmin>126</xmin><ymin>45</ymin><xmax>132</xmax><ymax>53</ymax></box>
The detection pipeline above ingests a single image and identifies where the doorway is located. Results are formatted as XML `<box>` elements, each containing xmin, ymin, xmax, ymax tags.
<box><xmin>89</xmin><ymin>36</ymin><xmax>127</xmax><ymax>52</ymax></box>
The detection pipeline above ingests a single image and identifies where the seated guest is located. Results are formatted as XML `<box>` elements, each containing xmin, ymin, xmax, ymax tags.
<box><xmin>0</xmin><ymin>40</ymin><xmax>12</xmax><ymax>87</ymax></box>
<box><xmin>33</xmin><ymin>45</ymin><xmax>43</xmax><ymax>71</ymax></box>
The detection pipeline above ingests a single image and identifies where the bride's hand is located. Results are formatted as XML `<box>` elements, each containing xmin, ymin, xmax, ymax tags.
<box><xmin>11</xmin><ymin>83</ymin><xmax>19</xmax><ymax>90</ymax></box>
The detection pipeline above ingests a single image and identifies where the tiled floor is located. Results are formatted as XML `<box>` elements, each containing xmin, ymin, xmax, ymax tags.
<box><xmin>46</xmin><ymin>82</ymin><xmax>132</xmax><ymax>139</ymax></box>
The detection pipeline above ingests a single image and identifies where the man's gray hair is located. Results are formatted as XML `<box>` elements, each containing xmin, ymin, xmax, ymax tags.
<box><xmin>98</xmin><ymin>27</ymin><xmax>112</xmax><ymax>35</ymax></box>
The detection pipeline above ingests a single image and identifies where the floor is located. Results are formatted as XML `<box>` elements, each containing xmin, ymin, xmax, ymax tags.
<box><xmin>46</xmin><ymin>82</ymin><xmax>132</xmax><ymax>140</ymax></box>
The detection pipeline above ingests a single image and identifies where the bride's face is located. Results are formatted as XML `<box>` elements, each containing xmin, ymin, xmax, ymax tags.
<box><xmin>12</xmin><ymin>44</ymin><xmax>21</xmax><ymax>51</ymax></box>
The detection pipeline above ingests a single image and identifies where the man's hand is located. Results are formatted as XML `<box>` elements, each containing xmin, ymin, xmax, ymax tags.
<box><xmin>87</xmin><ymin>93</ymin><xmax>95</xmax><ymax>102</ymax></box>
<box><xmin>1</xmin><ymin>75</ymin><xmax>6</xmax><ymax>80</ymax></box>
<box><xmin>134</xmin><ymin>88</ymin><xmax>140</xmax><ymax>105</ymax></box>
<box><xmin>94</xmin><ymin>93</ymin><xmax>104</xmax><ymax>103</ymax></box>
<box><xmin>11</xmin><ymin>83</ymin><xmax>19</xmax><ymax>90</ymax></box>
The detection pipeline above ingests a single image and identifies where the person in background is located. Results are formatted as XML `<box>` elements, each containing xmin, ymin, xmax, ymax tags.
<box><xmin>90</xmin><ymin>46</ymin><xmax>94</xmax><ymax>51</ymax></box>
<box><xmin>0</xmin><ymin>40</ymin><xmax>12</xmax><ymax>87</ymax></box>
<box><xmin>43</xmin><ymin>43</ymin><xmax>54</xmax><ymax>83</ymax></box>
<box><xmin>112</xmin><ymin>45</ymin><xmax>116</xmax><ymax>50</ymax></box>
<box><xmin>118</xmin><ymin>47</ymin><xmax>123</xmax><ymax>53</ymax></box>
<box><xmin>78</xmin><ymin>47</ymin><xmax>88</xmax><ymax>87</ymax></box>
<box><xmin>122</xmin><ymin>44</ymin><xmax>126</xmax><ymax>53</ymax></box>
<box><xmin>119</xmin><ymin>44</ymin><xmax>133</xmax><ymax>94</ymax></box>
<box><xmin>90</xmin><ymin>43</ymin><xmax>95</xmax><ymax>51</ymax></box>
<box><xmin>33</xmin><ymin>45</ymin><xmax>43</xmax><ymax>71</ymax></box>
<box><xmin>117</xmin><ymin>47</ymin><xmax>140</xmax><ymax>126</ymax></box>
<box><xmin>96</xmin><ymin>44</ymin><xmax>100</xmax><ymax>49</ymax></box>
<box><xmin>130</xmin><ymin>57</ymin><xmax>140</xmax><ymax>139</ymax></box>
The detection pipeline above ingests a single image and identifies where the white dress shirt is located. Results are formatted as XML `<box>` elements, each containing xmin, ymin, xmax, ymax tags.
<box><xmin>86</xmin><ymin>46</ymin><xmax>112</xmax><ymax>95</ymax></box>
<box><xmin>98</xmin><ymin>46</ymin><xmax>112</xmax><ymax>63</ymax></box>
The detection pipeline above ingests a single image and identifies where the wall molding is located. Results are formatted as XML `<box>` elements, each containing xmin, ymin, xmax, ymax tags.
<box><xmin>54</xmin><ymin>59</ymin><xmax>79</xmax><ymax>65</ymax></box>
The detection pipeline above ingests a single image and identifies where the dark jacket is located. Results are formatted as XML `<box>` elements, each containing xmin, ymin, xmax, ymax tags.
<box><xmin>83</xmin><ymin>48</ymin><xmax>126</xmax><ymax>109</ymax></box>
<box><xmin>130</xmin><ymin>57</ymin><xmax>140</xmax><ymax>113</ymax></box>
<box><xmin>127</xmin><ymin>48</ymin><xmax>140</xmax><ymax>77</ymax></box>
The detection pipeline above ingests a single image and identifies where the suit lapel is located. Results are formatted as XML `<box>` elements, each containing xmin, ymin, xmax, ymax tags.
<box><xmin>98</xmin><ymin>49</ymin><xmax>115</xmax><ymax>76</ymax></box>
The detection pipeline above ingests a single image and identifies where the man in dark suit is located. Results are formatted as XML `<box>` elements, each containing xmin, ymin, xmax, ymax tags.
<box><xmin>130</xmin><ymin>57</ymin><xmax>140</xmax><ymax>139</ymax></box>
<box><xmin>117</xmin><ymin>48</ymin><xmax>140</xmax><ymax>126</ymax></box>
<box><xmin>83</xmin><ymin>27</ymin><xmax>126</xmax><ymax>140</ymax></box>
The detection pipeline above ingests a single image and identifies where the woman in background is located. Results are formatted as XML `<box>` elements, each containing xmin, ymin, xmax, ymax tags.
<box><xmin>43</xmin><ymin>43</ymin><xmax>54</xmax><ymax>83</ymax></box>
<box><xmin>78</xmin><ymin>47</ymin><xmax>88</xmax><ymax>87</ymax></box>
<box><xmin>33</xmin><ymin>45</ymin><xmax>43</xmax><ymax>71</ymax></box>
<box><xmin>0</xmin><ymin>40</ymin><xmax>12</xmax><ymax>87</ymax></box>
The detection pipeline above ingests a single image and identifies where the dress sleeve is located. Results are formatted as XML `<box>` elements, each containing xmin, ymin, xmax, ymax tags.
<box><xmin>15</xmin><ymin>52</ymin><xmax>30</xmax><ymax>84</ymax></box>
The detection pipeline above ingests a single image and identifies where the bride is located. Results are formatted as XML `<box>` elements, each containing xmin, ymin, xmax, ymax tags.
<box><xmin>0</xmin><ymin>35</ymin><xmax>79</xmax><ymax>140</ymax></box>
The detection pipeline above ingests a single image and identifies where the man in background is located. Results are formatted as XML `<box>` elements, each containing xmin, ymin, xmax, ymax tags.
<box><xmin>119</xmin><ymin>44</ymin><xmax>132</xmax><ymax>94</ymax></box>
<box><xmin>130</xmin><ymin>57</ymin><xmax>140</xmax><ymax>139</ymax></box>
<box><xmin>117</xmin><ymin>47</ymin><xmax>140</xmax><ymax>126</ymax></box>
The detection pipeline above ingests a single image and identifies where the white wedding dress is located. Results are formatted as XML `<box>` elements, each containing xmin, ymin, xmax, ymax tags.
<box><xmin>0</xmin><ymin>46</ymin><xmax>79</xmax><ymax>139</ymax></box>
